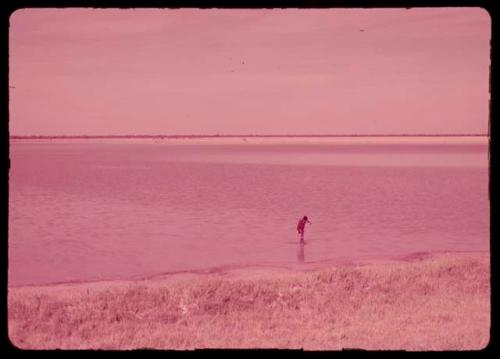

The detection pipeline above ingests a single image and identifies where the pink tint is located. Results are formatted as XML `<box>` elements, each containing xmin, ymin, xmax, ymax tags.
<box><xmin>8</xmin><ymin>139</ymin><xmax>489</xmax><ymax>287</ymax></box>
<box><xmin>9</xmin><ymin>8</ymin><xmax>490</xmax><ymax>136</ymax></box>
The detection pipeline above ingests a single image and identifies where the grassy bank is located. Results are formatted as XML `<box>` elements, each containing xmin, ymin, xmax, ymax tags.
<box><xmin>8</xmin><ymin>252</ymin><xmax>490</xmax><ymax>350</ymax></box>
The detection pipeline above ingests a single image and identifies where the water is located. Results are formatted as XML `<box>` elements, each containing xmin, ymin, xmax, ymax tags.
<box><xmin>8</xmin><ymin>137</ymin><xmax>490</xmax><ymax>287</ymax></box>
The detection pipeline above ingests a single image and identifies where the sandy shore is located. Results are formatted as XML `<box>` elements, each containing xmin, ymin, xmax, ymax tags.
<box><xmin>8</xmin><ymin>251</ymin><xmax>490</xmax><ymax>350</ymax></box>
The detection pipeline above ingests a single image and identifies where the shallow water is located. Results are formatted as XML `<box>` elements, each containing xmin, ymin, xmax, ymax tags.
<box><xmin>8</xmin><ymin>138</ymin><xmax>489</xmax><ymax>286</ymax></box>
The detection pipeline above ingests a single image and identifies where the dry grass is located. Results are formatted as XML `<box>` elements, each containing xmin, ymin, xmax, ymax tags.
<box><xmin>8</xmin><ymin>252</ymin><xmax>490</xmax><ymax>350</ymax></box>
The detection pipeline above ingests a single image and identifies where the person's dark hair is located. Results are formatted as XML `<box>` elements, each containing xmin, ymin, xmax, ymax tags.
<box><xmin>303</xmin><ymin>216</ymin><xmax>308</xmax><ymax>220</ymax></box>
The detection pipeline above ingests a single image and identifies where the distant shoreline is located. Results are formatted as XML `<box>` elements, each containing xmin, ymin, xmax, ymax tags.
<box><xmin>9</xmin><ymin>134</ymin><xmax>489</xmax><ymax>140</ymax></box>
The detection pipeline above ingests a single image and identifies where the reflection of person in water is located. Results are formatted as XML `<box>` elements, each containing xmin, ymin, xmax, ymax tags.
<box><xmin>297</xmin><ymin>216</ymin><xmax>312</xmax><ymax>243</ymax></box>
<box><xmin>297</xmin><ymin>241</ymin><xmax>305</xmax><ymax>263</ymax></box>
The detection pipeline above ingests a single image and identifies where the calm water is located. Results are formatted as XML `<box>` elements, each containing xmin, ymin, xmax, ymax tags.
<box><xmin>9</xmin><ymin>138</ymin><xmax>490</xmax><ymax>286</ymax></box>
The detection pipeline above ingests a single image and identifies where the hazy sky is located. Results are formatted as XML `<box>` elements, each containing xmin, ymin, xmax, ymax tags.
<box><xmin>9</xmin><ymin>8</ymin><xmax>490</xmax><ymax>136</ymax></box>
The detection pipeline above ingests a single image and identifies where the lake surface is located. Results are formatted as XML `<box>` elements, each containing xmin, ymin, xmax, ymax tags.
<box><xmin>8</xmin><ymin>137</ymin><xmax>490</xmax><ymax>286</ymax></box>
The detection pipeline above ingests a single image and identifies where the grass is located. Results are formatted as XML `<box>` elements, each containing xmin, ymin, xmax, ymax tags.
<box><xmin>8</xmin><ymin>252</ymin><xmax>490</xmax><ymax>350</ymax></box>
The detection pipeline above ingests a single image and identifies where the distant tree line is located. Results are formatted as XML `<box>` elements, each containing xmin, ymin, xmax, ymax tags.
<box><xmin>9</xmin><ymin>133</ymin><xmax>488</xmax><ymax>139</ymax></box>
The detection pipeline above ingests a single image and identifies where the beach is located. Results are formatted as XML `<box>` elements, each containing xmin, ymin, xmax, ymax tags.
<box><xmin>9</xmin><ymin>6</ymin><xmax>491</xmax><ymax>352</ymax></box>
<box><xmin>8</xmin><ymin>251</ymin><xmax>490</xmax><ymax>350</ymax></box>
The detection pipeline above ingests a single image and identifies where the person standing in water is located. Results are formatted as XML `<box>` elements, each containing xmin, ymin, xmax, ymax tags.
<box><xmin>297</xmin><ymin>215</ymin><xmax>312</xmax><ymax>243</ymax></box>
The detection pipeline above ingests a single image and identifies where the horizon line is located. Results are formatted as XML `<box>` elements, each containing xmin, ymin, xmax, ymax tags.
<box><xmin>9</xmin><ymin>133</ymin><xmax>489</xmax><ymax>139</ymax></box>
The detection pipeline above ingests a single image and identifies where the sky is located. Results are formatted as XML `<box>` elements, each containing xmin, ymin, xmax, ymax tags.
<box><xmin>9</xmin><ymin>8</ymin><xmax>491</xmax><ymax>136</ymax></box>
